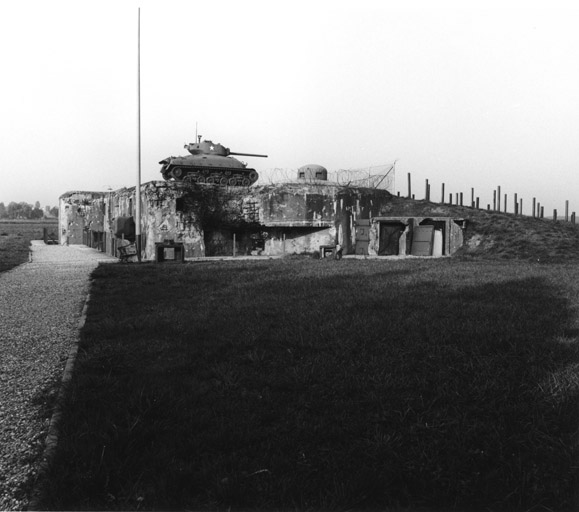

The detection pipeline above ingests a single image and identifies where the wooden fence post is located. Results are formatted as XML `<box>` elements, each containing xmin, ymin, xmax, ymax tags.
<box><xmin>497</xmin><ymin>186</ymin><xmax>501</xmax><ymax>211</ymax></box>
<box><xmin>514</xmin><ymin>193</ymin><xmax>518</xmax><ymax>215</ymax></box>
<box><xmin>408</xmin><ymin>173</ymin><xmax>412</xmax><ymax>199</ymax></box>
<box><xmin>425</xmin><ymin>179</ymin><xmax>429</xmax><ymax>201</ymax></box>
<box><xmin>476</xmin><ymin>197</ymin><xmax>480</xmax><ymax>209</ymax></box>
<box><xmin>532</xmin><ymin>197</ymin><xmax>536</xmax><ymax>218</ymax></box>
<box><xmin>520</xmin><ymin>198</ymin><xmax>523</xmax><ymax>216</ymax></box>
<box><xmin>541</xmin><ymin>206</ymin><xmax>544</xmax><ymax>218</ymax></box>
<box><xmin>471</xmin><ymin>188</ymin><xmax>475</xmax><ymax>207</ymax></box>
<box><xmin>565</xmin><ymin>200</ymin><xmax>569</xmax><ymax>222</ymax></box>
<box><xmin>493</xmin><ymin>190</ymin><xmax>496</xmax><ymax>210</ymax></box>
<box><xmin>553</xmin><ymin>209</ymin><xmax>557</xmax><ymax>221</ymax></box>
<box><xmin>441</xmin><ymin>183</ymin><xmax>445</xmax><ymax>204</ymax></box>
<box><xmin>504</xmin><ymin>194</ymin><xmax>507</xmax><ymax>213</ymax></box>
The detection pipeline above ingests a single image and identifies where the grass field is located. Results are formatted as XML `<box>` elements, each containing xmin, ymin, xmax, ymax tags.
<box><xmin>39</xmin><ymin>257</ymin><xmax>579</xmax><ymax>511</ymax></box>
<box><xmin>0</xmin><ymin>220</ymin><xmax>58</xmax><ymax>273</ymax></box>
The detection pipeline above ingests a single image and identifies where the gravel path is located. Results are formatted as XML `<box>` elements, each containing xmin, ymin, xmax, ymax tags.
<box><xmin>0</xmin><ymin>241</ymin><xmax>116</xmax><ymax>511</ymax></box>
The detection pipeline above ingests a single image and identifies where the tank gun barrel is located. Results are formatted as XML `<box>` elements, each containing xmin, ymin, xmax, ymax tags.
<box><xmin>229</xmin><ymin>151</ymin><xmax>267</xmax><ymax>158</ymax></box>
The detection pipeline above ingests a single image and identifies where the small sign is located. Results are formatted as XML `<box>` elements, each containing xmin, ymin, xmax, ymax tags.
<box><xmin>164</xmin><ymin>247</ymin><xmax>175</xmax><ymax>260</ymax></box>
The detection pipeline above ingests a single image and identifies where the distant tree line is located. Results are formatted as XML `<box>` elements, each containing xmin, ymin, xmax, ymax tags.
<box><xmin>0</xmin><ymin>201</ymin><xmax>58</xmax><ymax>220</ymax></box>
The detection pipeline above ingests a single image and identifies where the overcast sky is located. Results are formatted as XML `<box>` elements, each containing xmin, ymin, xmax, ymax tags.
<box><xmin>1</xmin><ymin>0</ymin><xmax>578</xmax><ymax>214</ymax></box>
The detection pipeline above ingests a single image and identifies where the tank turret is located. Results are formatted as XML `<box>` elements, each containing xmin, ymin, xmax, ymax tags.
<box><xmin>160</xmin><ymin>137</ymin><xmax>267</xmax><ymax>186</ymax></box>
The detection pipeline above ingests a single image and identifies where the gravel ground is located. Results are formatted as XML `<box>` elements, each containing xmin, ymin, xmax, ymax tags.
<box><xmin>0</xmin><ymin>241</ymin><xmax>116</xmax><ymax>511</ymax></box>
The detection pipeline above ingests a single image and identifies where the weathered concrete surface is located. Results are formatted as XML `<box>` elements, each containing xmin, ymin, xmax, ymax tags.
<box><xmin>60</xmin><ymin>182</ymin><xmax>206</xmax><ymax>261</ymax></box>
<box><xmin>59</xmin><ymin>180</ymin><xmax>466</xmax><ymax>259</ymax></box>
<box><xmin>58</xmin><ymin>191</ymin><xmax>106</xmax><ymax>246</ymax></box>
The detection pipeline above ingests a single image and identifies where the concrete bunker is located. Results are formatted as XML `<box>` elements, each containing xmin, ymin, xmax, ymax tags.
<box><xmin>60</xmin><ymin>181</ymin><xmax>465</xmax><ymax>261</ymax></box>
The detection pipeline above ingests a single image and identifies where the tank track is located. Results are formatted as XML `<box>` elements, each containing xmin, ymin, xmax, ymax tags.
<box><xmin>164</xmin><ymin>166</ymin><xmax>259</xmax><ymax>187</ymax></box>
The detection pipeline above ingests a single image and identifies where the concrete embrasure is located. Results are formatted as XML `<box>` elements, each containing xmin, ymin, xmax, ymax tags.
<box><xmin>0</xmin><ymin>241</ymin><xmax>116</xmax><ymax>511</ymax></box>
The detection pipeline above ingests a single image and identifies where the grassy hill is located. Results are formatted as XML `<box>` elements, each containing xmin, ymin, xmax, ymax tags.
<box><xmin>384</xmin><ymin>196</ymin><xmax>579</xmax><ymax>262</ymax></box>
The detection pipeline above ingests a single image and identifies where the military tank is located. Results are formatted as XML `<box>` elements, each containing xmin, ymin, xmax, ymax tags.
<box><xmin>159</xmin><ymin>137</ymin><xmax>267</xmax><ymax>186</ymax></box>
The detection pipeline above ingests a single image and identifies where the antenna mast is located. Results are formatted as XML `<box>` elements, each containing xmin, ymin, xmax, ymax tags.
<box><xmin>136</xmin><ymin>7</ymin><xmax>142</xmax><ymax>261</ymax></box>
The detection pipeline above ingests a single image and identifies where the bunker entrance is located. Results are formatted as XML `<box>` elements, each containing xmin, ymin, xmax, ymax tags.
<box><xmin>378</xmin><ymin>222</ymin><xmax>406</xmax><ymax>255</ymax></box>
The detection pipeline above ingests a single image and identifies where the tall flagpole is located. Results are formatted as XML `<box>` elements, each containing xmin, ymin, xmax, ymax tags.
<box><xmin>136</xmin><ymin>7</ymin><xmax>142</xmax><ymax>261</ymax></box>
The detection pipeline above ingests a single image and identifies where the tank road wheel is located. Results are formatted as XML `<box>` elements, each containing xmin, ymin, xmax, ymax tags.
<box><xmin>248</xmin><ymin>171</ymin><xmax>258</xmax><ymax>183</ymax></box>
<box><xmin>228</xmin><ymin>177</ymin><xmax>237</xmax><ymax>186</ymax></box>
<box><xmin>206</xmin><ymin>177</ymin><xmax>215</xmax><ymax>185</ymax></box>
<box><xmin>172</xmin><ymin>167</ymin><xmax>183</xmax><ymax>179</ymax></box>
<box><xmin>242</xmin><ymin>178</ymin><xmax>250</xmax><ymax>186</ymax></box>
<box><xmin>197</xmin><ymin>177</ymin><xmax>206</xmax><ymax>184</ymax></box>
<box><xmin>220</xmin><ymin>177</ymin><xmax>228</xmax><ymax>186</ymax></box>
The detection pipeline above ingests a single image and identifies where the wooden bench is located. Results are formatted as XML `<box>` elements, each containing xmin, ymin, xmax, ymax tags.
<box><xmin>118</xmin><ymin>243</ymin><xmax>137</xmax><ymax>263</ymax></box>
